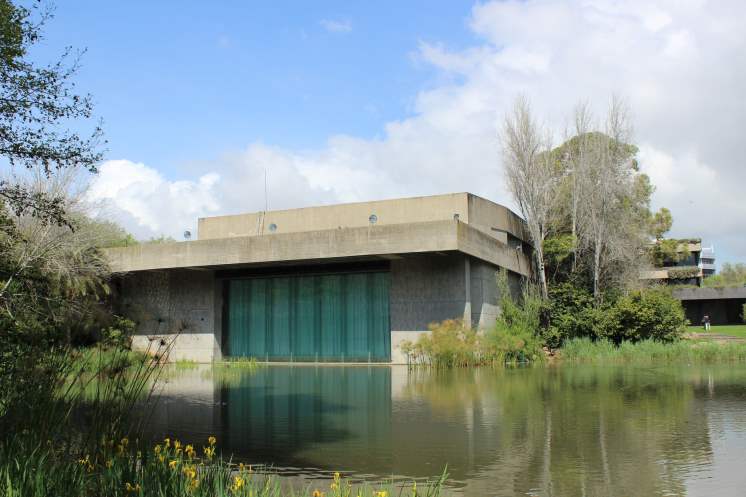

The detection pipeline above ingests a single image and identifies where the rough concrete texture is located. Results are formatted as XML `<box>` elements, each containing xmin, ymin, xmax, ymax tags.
<box><xmin>197</xmin><ymin>192</ymin><xmax>527</xmax><ymax>243</ymax></box>
<box><xmin>104</xmin><ymin>220</ymin><xmax>531</xmax><ymax>278</ymax></box>
<box><xmin>389</xmin><ymin>253</ymin><xmax>513</xmax><ymax>364</ymax></box>
<box><xmin>117</xmin><ymin>269</ymin><xmax>221</xmax><ymax>362</ymax></box>
<box><xmin>673</xmin><ymin>287</ymin><xmax>746</xmax><ymax>300</ymax></box>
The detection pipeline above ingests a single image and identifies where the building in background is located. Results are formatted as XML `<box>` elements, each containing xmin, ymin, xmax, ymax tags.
<box><xmin>104</xmin><ymin>193</ymin><xmax>532</xmax><ymax>364</ymax></box>
<box><xmin>700</xmin><ymin>245</ymin><xmax>716</xmax><ymax>277</ymax></box>
<box><xmin>641</xmin><ymin>238</ymin><xmax>704</xmax><ymax>287</ymax></box>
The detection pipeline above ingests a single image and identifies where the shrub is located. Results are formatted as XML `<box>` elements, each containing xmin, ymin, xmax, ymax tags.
<box><xmin>610</xmin><ymin>287</ymin><xmax>687</xmax><ymax>343</ymax></box>
<box><xmin>544</xmin><ymin>284</ymin><xmax>687</xmax><ymax>346</ymax></box>
<box><xmin>545</xmin><ymin>283</ymin><xmax>595</xmax><ymax>347</ymax></box>
<box><xmin>402</xmin><ymin>319</ymin><xmax>479</xmax><ymax>367</ymax></box>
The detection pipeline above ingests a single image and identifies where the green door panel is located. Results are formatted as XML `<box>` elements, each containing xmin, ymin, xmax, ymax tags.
<box><xmin>226</xmin><ymin>271</ymin><xmax>390</xmax><ymax>362</ymax></box>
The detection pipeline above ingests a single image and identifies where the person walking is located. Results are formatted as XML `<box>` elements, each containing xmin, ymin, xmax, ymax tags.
<box><xmin>702</xmin><ymin>314</ymin><xmax>711</xmax><ymax>332</ymax></box>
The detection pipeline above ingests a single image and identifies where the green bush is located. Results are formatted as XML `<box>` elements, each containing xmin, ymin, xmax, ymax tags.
<box><xmin>545</xmin><ymin>283</ymin><xmax>595</xmax><ymax>347</ymax></box>
<box><xmin>401</xmin><ymin>271</ymin><xmax>546</xmax><ymax>367</ymax></box>
<box><xmin>544</xmin><ymin>284</ymin><xmax>687</xmax><ymax>346</ymax></box>
<box><xmin>610</xmin><ymin>287</ymin><xmax>687</xmax><ymax>343</ymax></box>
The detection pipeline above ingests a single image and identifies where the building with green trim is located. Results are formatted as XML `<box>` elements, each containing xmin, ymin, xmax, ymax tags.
<box><xmin>105</xmin><ymin>193</ymin><xmax>532</xmax><ymax>363</ymax></box>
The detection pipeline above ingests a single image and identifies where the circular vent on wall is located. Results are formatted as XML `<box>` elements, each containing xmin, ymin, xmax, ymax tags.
<box><xmin>369</xmin><ymin>214</ymin><xmax>378</xmax><ymax>224</ymax></box>
<box><xmin>268</xmin><ymin>223</ymin><xmax>277</xmax><ymax>232</ymax></box>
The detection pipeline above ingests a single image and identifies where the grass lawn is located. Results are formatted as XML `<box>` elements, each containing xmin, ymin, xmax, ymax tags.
<box><xmin>687</xmin><ymin>324</ymin><xmax>746</xmax><ymax>338</ymax></box>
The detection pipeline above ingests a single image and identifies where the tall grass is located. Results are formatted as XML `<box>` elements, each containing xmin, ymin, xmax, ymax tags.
<box><xmin>560</xmin><ymin>337</ymin><xmax>746</xmax><ymax>364</ymax></box>
<box><xmin>0</xmin><ymin>434</ymin><xmax>445</xmax><ymax>497</ymax></box>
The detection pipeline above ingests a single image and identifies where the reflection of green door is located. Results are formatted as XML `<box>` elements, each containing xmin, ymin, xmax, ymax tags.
<box><xmin>226</xmin><ymin>272</ymin><xmax>390</xmax><ymax>362</ymax></box>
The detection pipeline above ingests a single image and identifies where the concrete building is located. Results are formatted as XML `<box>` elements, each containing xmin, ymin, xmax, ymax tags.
<box><xmin>640</xmin><ymin>239</ymin><xmax>704</xmax><ymax>286</ymax></box>
<box><xmin>673</xmin><ymin>287</ymin><xmax>746</xmax><ymax>325</ymax></box>
<box><xmin>700</xmin><ymin>245</ymin><xmax>716</xmax><ymax>278</ymax></box>
<box><xmin>104</xmin><ymin>193</ymin><xmax>532</xmax><ymax>364</ymax></box>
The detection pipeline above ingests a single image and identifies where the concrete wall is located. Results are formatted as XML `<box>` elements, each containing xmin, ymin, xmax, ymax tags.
<box><xmin>390</xmin><ymin>254</ymin><xmax>467</xmax><ymax>363</ymax></box>
<box><xmin>389</xmin><ymin>254</ymin><xmax>517</xmax><ymax>364</ymax></box>
<box><xmin>199</xmin><ymin>193</ymin><xmax>470</xmax><ymax>239</ymax></box>
<box><xmin>116</xmin><ymin>255</ymin><xmax>519</xmax><ymax>364</ymax></box>
<box><xmin>104</xmin><ymin>220</ymin><xmax>531</xmax><ymax>278</ymax></box>
<box><xmin>197</xmin><ymin>192</ymin><xmax>528</xmax><ymax>244</ymax></box>
<box><xmin>117</xmin><ymin>270</ymin><xmax>222</xmax><ymax>362</ymax></box>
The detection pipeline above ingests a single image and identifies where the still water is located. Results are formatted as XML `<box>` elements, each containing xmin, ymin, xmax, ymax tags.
<box><xmin>147</xmin><ymin>365</ymin><xmax>746</xmax><ymax>496</ymax></box>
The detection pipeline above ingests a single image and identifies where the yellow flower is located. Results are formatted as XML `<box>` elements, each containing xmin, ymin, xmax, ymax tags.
<box><xmin>77</xmin><ymin>455</ymin><xmax>94</xmax><ymax>472</ymax></box>
<box><xmin>189</xmin><ymin>478</ymin><xmax>200</xmax><ymax>490</ymax></box>
<box><xmin>174</xmin><ymin>440</ymin><xmax>182</xmax><ymax>450</ymax></box>
<box><xmin>154</xmin><ymin>444</ymin><xmax>162</xmax><ymax>454</ymax></box>
<box><xmin>164</xmin><ymin>437</ymin><xmax>171</xmax><ymax>448</ymax></box>
<box><xmin>375</xmin><ymin>491</ymin><xmax>388</xmax><ymax>497</ymax></box>
<box><xmin>312</xmin><ymin>491</ymin><xmax>324</xmax><ymax>497</ymax></box>
<box><xmin>182</xmin><ymin>465</ymin><xmax>197</xmax><ymax>479</ymax></box>
<box><xmin>158</xmin><ymin>454</ymin><xmax>165</xmax><ymax>463</ymax></box>
<box><xmin>203</xmin><ymin>446</ymin><xmax>215</xmax><ymax>460</ymax></box>
<box><xmin>331</xmin><ymin>482</ymin><xmax>339</xmax><ymax>490</ymax></box>
<box><xmin>185</xmin><ymin>444</ymin><xmax>196</xmax><ymax>459</ymax></box>
<box><xmin>125</xmin><ymin>482</ymin><xmax>141</xmax><ymax>493</ymax></box>
<box><xmin>334</xmin><ymin>472</ymin><xmax>341</xmax><ymax>481</ymax></box>
<box><xmin>169</xmin><ymin>460</ymin><xmax>178</xmax><ymax>470</ymax></box>
<box><xmin>105</xmin><ymin>459</ymin><xmax>113</xmax><ymax>468</ymax></box>
<box><xmin>120</xmin><ymin>437</ymin><xmax>129</xmax><ymax>447</ymax></box>
<box><xmin>208</xmin><ymin>436</ymin><xmax>217</xmax><ymax>446</ymax></box>
<box><xmin>230</xmin><ymin>475</ymin><xmax>245</xmax><ymax>493</ymax></box>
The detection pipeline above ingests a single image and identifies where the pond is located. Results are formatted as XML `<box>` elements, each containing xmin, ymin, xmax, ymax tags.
<box><xmin>145</xmin><ymin>364</ymin><xmax>746</xmax><ymax>496</ymax></box>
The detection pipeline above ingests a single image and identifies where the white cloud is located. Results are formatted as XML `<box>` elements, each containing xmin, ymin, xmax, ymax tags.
<box><xmin>319</xmin><ymin>18</ymin><xmax>352</xmax><ymax>33</ymax></box>
<box><xmin>90</xmin><ymin>0</ymin><xmax>746</xmax><ymax>261</ymax></box>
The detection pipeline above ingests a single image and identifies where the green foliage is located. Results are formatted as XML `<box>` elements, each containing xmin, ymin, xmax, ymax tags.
<box><xmin>703</xmin><ymin>262</ymin><xmax>746</xmax><ymax>288</ymax></box>
<box><xmin>667</xmin><ymin>266</ymin><xmax>700</xmax><ymax>280</ymax></box>
<box><xmin>401</xmin><ymin>271</ymin><xmax>545</xmax><ymax>367</ymax></box>
<box><xmin>400</xmin><ymin>319</ymin><xmax>480</xmax><ymax>368</ymax></box>
<box><xmin>542</xmin><ymin>234</ymin><xmax>575</xmax><ymax>281</ymax></box>
<box><xmin>543</xmin><ymin>284</ymin><xmax>686</xmax><ymax>347</ymax></box>
<box><xmin>560</xmin><ymin>337</ymin><xmax>746</xmax><ymax>364</ymax></box>
<box><xmin>649</xmin><ymin>207</ymin><xmax>672</xmax><ymax>240</ymax></box>
<box><xmin>608</xmin><ymin>287</ymin><xmax>688</xmax><ymax>343</ymax></box>
<box><xmin>0</xmin><ymin>434</ymin><xmax>445</xmax><ymax>497</ymax></box>
<box><xmin>146</xmin><ymin>235</ymin><xmax>177</xmax><ymax>244</ymax></box>
<box><xmin>1</xmin><ymin>0</ymin><xmax>104</xmax><ymax>225</ymax></box>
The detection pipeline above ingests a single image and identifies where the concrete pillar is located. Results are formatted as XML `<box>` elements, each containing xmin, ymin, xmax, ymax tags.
<box><xmin>464</xmin><ymin>256</ymin><xmax>472</xmax><ymax>328</ymax></box>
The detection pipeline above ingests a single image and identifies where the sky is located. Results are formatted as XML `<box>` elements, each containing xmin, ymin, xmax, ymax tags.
<box><xmin>32</xmin><ymin>0</ymin><xmax>746</xmax><ymax>264</ymax></box>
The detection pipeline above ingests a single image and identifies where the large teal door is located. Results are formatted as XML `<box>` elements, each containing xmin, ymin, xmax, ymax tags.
<box><xmin>226</xmin><ymin>271</ymin><xmax>390</xmax><ymax>362</ymax></box>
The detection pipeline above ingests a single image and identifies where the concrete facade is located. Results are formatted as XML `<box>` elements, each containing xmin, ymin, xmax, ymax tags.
<box><xmin>106</xmin><ymin>193</ymin><xmax>531</xmax><ymax>364</ymax></box>
<box><xmin>673</xmin><ymin>287</ymin><xmax>746</xmax><ymax>325</ymax></box>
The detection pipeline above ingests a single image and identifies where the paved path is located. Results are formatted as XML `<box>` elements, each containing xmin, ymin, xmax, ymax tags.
<box><xmin>688</xmin><ymin>332</ymin><xmax>746</xmax><ymax>343</ymax></box>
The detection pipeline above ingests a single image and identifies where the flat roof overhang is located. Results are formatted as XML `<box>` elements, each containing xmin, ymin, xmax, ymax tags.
<box><xmin>672</xmin><ymin>287</ymin><xmax>746</xmax><ymax>301</ymax></box>
<box><xmin>104</xmin><ymin>220</ymin><xmax>531</xmax><ymax>277</ymax></box>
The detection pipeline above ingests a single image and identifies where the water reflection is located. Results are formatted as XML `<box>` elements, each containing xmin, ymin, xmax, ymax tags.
<box><xmin>145</xmin><ymin>365</ymin><xmax>746</xmax><ymax>496</ymax></box>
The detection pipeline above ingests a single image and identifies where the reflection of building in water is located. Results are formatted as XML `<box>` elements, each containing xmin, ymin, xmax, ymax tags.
<box><xmin>145</xmin><ymin>365</ymin><xmax>734</xmax><ymax>497</ymax></box>
<box><xmin>146</xmin><ymin>366</ymin><xmax>222</xmax><ymax>442</ymax></box>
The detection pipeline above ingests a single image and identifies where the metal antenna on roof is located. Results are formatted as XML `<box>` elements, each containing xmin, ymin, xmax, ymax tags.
<box><xmin>264</xmin><ymin>167</ymin><xmax>268</xmax><ymax>212</ymax></box>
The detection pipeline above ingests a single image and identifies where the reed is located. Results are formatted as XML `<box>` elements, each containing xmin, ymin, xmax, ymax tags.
<box><xmin>560</xmin><ymin>337</ymin><xmax>746</xmax><ymax>364</ymax></box>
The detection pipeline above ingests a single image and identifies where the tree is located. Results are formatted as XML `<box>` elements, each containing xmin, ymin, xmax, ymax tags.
<box><xmin>1</xmin><ymin>0</ymin><xmax>103</xmax><ymax>226</ymax></box>
<box><xmin>501</xmin><ymin>97</ymin><xmax>560</xmax><ymax>299</ymax></box>
<box><xmin>575</xmin><ymin>97</ymin><xmax>648</xmax><ymax>302</ymax></box>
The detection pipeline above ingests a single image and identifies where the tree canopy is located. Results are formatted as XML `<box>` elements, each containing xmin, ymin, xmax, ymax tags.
<box><xmin>1</xmin><ymin>0</ymin><xmax>103</xmax><ymax>225</ymax></box>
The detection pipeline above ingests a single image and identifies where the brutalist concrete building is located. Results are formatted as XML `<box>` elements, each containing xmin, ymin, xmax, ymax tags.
<box><xmin>105</xmin><ymin>193</ymin><xmax>532</xmax><ymax>364</ymax></box>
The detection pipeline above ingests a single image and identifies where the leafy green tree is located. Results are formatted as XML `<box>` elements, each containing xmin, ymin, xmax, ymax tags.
<box><xmin>1</xmin><ymin>0</ymin><xmax>103</xmax><ymax>225</ymax></box>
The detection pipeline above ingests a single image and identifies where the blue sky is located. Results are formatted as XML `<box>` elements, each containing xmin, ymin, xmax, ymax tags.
<box><xmin>38</xmin><ymin>1</ymin><xmax>477</xmax><ymax>175</ymax></box>
<box><xmin>29</xmin><ymin>1</ymin><xmax>746</xmax><ymax>265</ymax></box>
